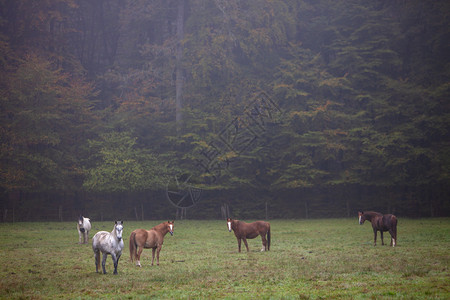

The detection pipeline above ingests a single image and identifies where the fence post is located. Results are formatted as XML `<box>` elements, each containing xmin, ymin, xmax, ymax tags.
<box><xmin>265</xmin><ymin>201</ymin><xmax>268</xmax><ymax>220</ymax></box>
<box><xmin>304</xmin><ymin>200</ymin><xmax>309</xmax><ymax>219</ymax></box>
<box><xmin>59</xmin><ymin>205</ymin><xmax>63</xmax><ymax>222</ymax></box>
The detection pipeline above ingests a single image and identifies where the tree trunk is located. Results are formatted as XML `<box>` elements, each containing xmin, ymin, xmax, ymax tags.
<box><xmin>134</xmin><ymin>207</ymin><xmax>139</xmax><ymax>220</ymax></box>
<box><xmin>428</xmin><ymin>186</ymin><xmax>434</xmax><ymax>217</ymax></box>
<box><xmin>175</xmin><ymin>0</ymin><xmax>185</xmax><ymax>130</ymax></box>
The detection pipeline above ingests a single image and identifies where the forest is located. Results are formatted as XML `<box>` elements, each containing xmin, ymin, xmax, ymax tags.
<box><xmin>0</xmin><ymin>0</ymin><xmax>449</xmax><ymax>221</ymax></box>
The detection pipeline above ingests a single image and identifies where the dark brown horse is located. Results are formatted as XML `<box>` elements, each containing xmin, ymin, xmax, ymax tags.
<box><xmin>358</xmin><ymin>211</ymin><xmax>397</xmax><ymax>247</ymax></box>
<box><xmin>129</xmin><ymin>221</ymin><xmax>174</xmax><ymax>266</ymax></box>
<box><xmin>227</xmin><ymin>218</ymin><xmax>270</xmax><ymax>252</ymax></box>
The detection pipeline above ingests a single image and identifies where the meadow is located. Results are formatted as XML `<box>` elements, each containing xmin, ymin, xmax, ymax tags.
<box><xmin>0</xmin><ymin>218</ymin><xmax>448</xmax><ymax>299</ymax></box>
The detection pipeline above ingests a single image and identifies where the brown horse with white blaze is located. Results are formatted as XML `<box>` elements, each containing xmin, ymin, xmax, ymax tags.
<box><xmin>358</xmin><ymin>211</ymin><xmax>397</xmax><ymax>247</ymax></box>
<box><xmin>227</xmin><ymin>218</ymin><xmax>270</xmax><ymax>252</ymax></box>
<box><xmin>129</xmin><ymin>221</ymin><xmax>174</xmax><ymax>266</ymax></box>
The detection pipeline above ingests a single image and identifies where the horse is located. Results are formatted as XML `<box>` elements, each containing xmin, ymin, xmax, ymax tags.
<box><xmin>92</xmin><ymin>220</ymin><xmax>124</xmax><ymax>274</ymax></box>
<box><xmin>129</xmin><ymin>221</ymin><xmax>174</xmax><ymax>267</ymax></box>
<box><xmin>77</xmin><ymin>215</ymin><xmax>91</xmax><ymax>244</ymax></box>
<box><xmin>227</xmin><ymin>218</ymin><xmax>270</xmax><ymax>252</ymax></box>
<box><xmin>358</xmin><ymin>211</ymin><xmax>397</xmax><ymax>247</ymax></box>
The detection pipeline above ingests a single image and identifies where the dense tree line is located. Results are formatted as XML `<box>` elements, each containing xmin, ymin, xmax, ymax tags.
<box><xmin>0</xmin><ymin>0</ymin><xmax>449</xmax><ymax>221</ymax></box>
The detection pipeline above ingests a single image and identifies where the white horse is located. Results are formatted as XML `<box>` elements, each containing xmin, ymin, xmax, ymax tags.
<box><xmin>77</xmin><ymin>215</ymin><xmax>91</xmax><ymax>244</ymax></box>
<box><xmin>92</xmin><ymin>221</ymin><xmax>124</xmax><ymax>275</ymax></box>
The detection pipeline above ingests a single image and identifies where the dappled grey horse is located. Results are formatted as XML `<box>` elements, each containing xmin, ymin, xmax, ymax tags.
<box><xmin>92</xmin><ymin>221</ymin><xmax>124</xmax><ymax>274</ymax></box>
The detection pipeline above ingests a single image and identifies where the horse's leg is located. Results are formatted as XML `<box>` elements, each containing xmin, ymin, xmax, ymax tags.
<box><xmin>373</xmin><ymin>228</ymin><xmax>377</xmax><ymax>246</ymax></box>
<box><xmin>136</xmin><ymin>246</ymin><xmax>143</xmax><ymax>267</ymax></box>
<box><xmin>156</xmin><ymin>245</ymin><xmax>162</xmax><ymax>266</ymax></box>
<box><xmin>260</xmin><ymin>234</ymin><xmax>267</xmax><ymax>252</ymax></box>
<box><xmin>111</xmin><ymin>253</ymin><xmax>118</xmax><ymax>275</ymax></box>
<box><xmin>117</xmin><ymin>253</ymin><xmax>121</xmax><ymax>272</ymax></box>
<box><xmin>237</xmin><ymin>238</ymin><xmax>242</xmax><ymax>252</ymax></box>
<box><xmin>380</xmin><ymin>231</ymin><xmax>385</xmax><ymax>246</ymax></box>
<box><xmin>114</xmin><ymin>253</ymin><xmax>121</xmax><ymax>274</ymax></box>
<box><xmin>243</xmin><ymin>238</ymin><xmax>249</xmax><ymax>252</ymax></box>
<box><xmin>151</xmin><ymin>248</ymin><xmax>156</xmax><ymax>266</ymax></box>
<box><xmin>102</xmin><ymin>253</ymin><xmax>108</xmax><ymax>274</ymax></box>
<box><xmin>78</xmin><ymin>231</ymin><xmax>83</xmax><ymax>244</ymax></box>
<box><xmin>94</xmin><ymin>250</ymin><xmax>100</xmax><ymax>273</ymax></box>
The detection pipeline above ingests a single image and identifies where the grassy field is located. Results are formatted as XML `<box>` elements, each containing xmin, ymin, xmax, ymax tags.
<box><xmin>0</xmin><ymin>218</ymin><xmax>448</xmax><ymax>299</ymax></box>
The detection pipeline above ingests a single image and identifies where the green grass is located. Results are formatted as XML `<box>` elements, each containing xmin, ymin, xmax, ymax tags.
<box><xmin>0</xmin><ymin>218</ymin><xmax>448</xmax><ymax>299</ymax></box>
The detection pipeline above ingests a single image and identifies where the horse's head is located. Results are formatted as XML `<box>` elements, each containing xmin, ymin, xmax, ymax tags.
<box><xmin>358</xmin><ymin>211</ymin><xmax>365</xmax><ymax>225</ymax></box>
<box><xmin>167</xmin><ymin>221</ymin><xmax>174</xmax><ymax>236</ymax></box>
<box><xmin>115</xmin><ymin>220</ymin><xmax>124</xmax><ymax>241</ymax></box>
<box><xmin>78</xmin><ymin>215</ymin><xmax>85</xmax><ymax>232</ymax></box>
<box><xmin>227</xmin><ymin>218</ymin><xmax>233</xmax><ymax>232</ymax></box>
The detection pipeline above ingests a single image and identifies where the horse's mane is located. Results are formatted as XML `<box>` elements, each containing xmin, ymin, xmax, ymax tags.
<box><xmin>364</xmin><ymin>211</ymin><xmax>382</xmax><ymax>216</ymax></box>
<box><xmin>362</xmin><ymin>211</ymin><xmax>383</xmax><ymax>219</ymax></box>
<box><xmin>233</xmin><ymin>219</ymin><xmax>248</xmax><ymax>228</ymax></box>
<box><xmin>151</xmin><ymin>222</ymin><xmax>168</xmax><ymax>232</ymax></box>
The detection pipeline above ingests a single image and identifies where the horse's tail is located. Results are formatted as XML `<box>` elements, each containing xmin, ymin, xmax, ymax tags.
<box><xmin>129</xmin><ymin>231</ymin><xmax>137</xmax><ymax>262</ymax></box>
<box><xmin>392</xmin><ymin>215</ymin><xmax>398</xmax><ymax>242</ymax></box>
<box><xmin>95</xmin><ymin>248</ymin><xmax>100</xmax><ymax>266</ymax></box>
<box><xmin>267</xmin><ymin>223</ymin><xmax>271</xmax><ymax>251</ymax></box>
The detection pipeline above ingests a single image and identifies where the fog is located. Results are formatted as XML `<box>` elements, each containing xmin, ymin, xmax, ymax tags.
<box><xmin>1</xmin><ymin>0</ymin><xmax>449</xmax><ymax>221</ymax></box>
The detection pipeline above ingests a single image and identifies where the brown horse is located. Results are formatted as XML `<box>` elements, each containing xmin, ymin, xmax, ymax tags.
<box><xmin>227</xmin><ymin>218</ymin><xmax>270</xmax><ymax>252</ymax></box>
<box><xmin>358</xmin><ymin>211</ymin><xmax>397</xmax><ymax>247</ymax></box>
<box><xmin>129</xmin><ymin>221</ymin><xmax>174</xmax><ymax>266</ymax></box>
